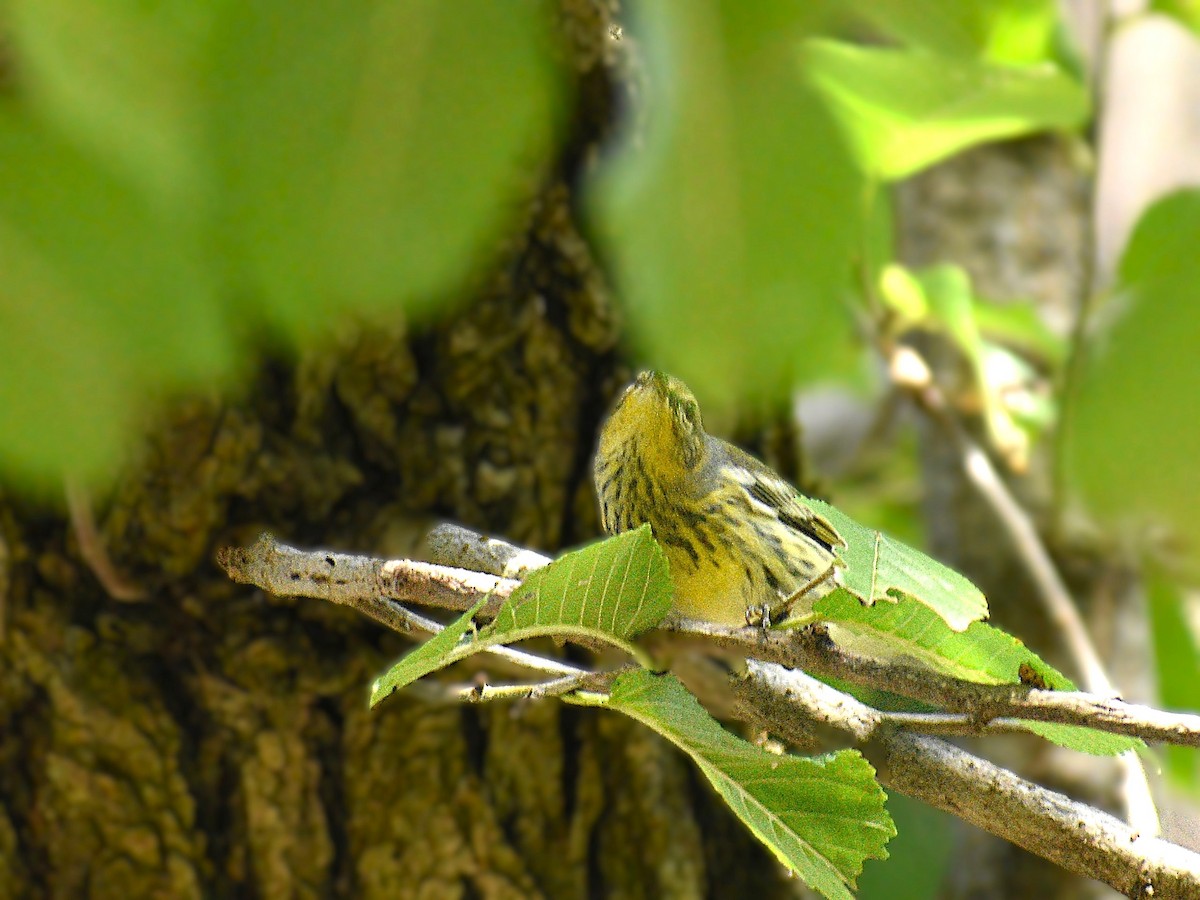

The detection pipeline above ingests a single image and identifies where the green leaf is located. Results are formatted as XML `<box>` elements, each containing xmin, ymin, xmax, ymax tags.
<box><xmin>588</xmin><ymin>1</ymin><xmax>866</xmax><ymax>417</ymax></box>
<box><xmin>370</xmin><ymin>527</ymin><xmax>672</xmax><ymax>707</ymax></box>
<box><xmin>816</xmin><ymin>590</ymin><xmax>1140</xmax><ymax>755</ymax></box>
<box><xmin>482</xmin><ymin>524</ymin><xmax>673</xmax><ymax>645</ymax></box>
<box><xmin>1146</xmin><ymin>567</ymin><xmax>1200</xmax><ymax>794</ymax></box>
<box><xmin>1153</xmin><ymin>0</ymin><xmax>1200</xmax><ymax>35</ymax></box>
<box><xmin>806</xmin><ymin>499</ymin><xmax>988</xmax><ymax>631</ymax></box>
<box><xmin>0</xmin><ymin>114</ymin><xmax>230</xmax><ymax>487</ymax></box>
<box><xmin>817</xmin><ymin>589</ymin><xmax>1051</xmax><ymax>684</ymax></box>
<box><xmin>879</xmin><ymin>263</ymin><xmax>930</xmax><ymax>321</ymax></box>
<box><xmin>9</xmin><ymin>0</ymin><xmax>209</xmax><ymax>213</ymax></box>
<box><xmin>843</xmin><ymin>0</ymin><xmax>1062</xmax><ymax>64</ymax></box>
<box><xmin>1018</xmin><ymin>721</ymin><xmax>1138</xmax><ymax>756</ymax></box>
<box><xmin>208</xmin><ymin>0</ymin><xmax>565</xmax><ymax>336</ymax></box>
<box><xmin>370</xmin><ymin>599</ymin><xmax>488</xmax><ymax>707</ymax></box>
<box><xmin>0</xmin><ymin>0</ymin><xmax>565</xmax><ymax>490</ymax></box>
<box><xmin>1064</xmin><ymin>189</ymin><xmax>1200</xmax><ymax>576</ymax></box>
<box><xmin>803</xmin><ymin>39</ymin><xmax>1090</xmax><ymax>180</ymax></box>
<box><xmin>585</xmin><ymin>670</ymin><xmax>894</xmax><ymax>899</ymax></box>
<box><xmin>974</xmin><ymin>298</ymin><xmax>1068</xmax><ymax>367</ymax></box>
<box><xmin>918</xmin><ymin>265</ymin><xmax>1034</xmax><ymax>466</ymax></box>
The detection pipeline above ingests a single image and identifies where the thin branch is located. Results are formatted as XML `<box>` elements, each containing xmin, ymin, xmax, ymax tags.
<box><xmin>391</xmin><ymin>603</ymin><xmax>586</xmax><ymax>680</ymax></box>
<box><xmin>905</xmin><ymin>380</ymin><xmax>1111</xmax><ymax>693</ymax></box>
<box><xmin>666</xmin><ymin>617</ymin><xmax>1200</xmax><ymax>749</ymax></box>
<box><xmin>218</xmin><ymin>533</ymin><xmax>1200</xmax><ymax>749</ymax></box>
<box><xmin>735</xmin><ymin>661</ymin><xmax>1200</xmax><ymax>899</ymax></box>
<box><xmin>217</xmin><ymin>532</ymin><xmax>518</xmax><ymax>618</ymax></box>
<box><xmin>425</xmin><ymin>522</ymin><xmax>551</xmax><ymax>578</ymax></box>
<box><xmin>218</xmin><ymin>530</ymin><xmax>1200</xmax><ymax>892</ymax></box>
<box><xmin>217</xmin><ymin>534</ymin><xmax>580</xmax><ymax>681</ymax></box>
<box><xmin>898</xmin><ymin>367</ymin><xmax>1159</xmax><ymax>833</ymax></box>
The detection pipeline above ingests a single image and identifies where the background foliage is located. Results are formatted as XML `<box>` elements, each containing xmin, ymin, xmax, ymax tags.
<box><xmin>1</xmin><ymin>0</ymin><xmax>1198</xmax><ymax>896</ymax></box>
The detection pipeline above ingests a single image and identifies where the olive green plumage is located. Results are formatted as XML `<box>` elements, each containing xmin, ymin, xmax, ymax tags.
<box><xmin>594</xmin><ymin>371</ymin><xmax>843</xmax><ymax>625</ymax></box>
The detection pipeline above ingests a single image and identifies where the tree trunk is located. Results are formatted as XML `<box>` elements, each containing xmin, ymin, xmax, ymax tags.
<box><xmin>0</xmin><ymin>4</ymin><xmax>811</xmax><ymax>897</ymax></box>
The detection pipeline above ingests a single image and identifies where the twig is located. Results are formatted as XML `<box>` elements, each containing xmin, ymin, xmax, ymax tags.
<box><xmin>899</xmin><ymin>367</ymin><xmax>1159</xmax><ymax>833</ymax></box>
<box><xmin>217</xmin><ymin>535</ymin><xmax>580</xmax><ymax>682</ymax></box>
<box><xmin>667</xmin><ymin>617</ymin><xmax>1200</xmax><ymax>748</ymax></box>
<box><xmin>65</xmin><ymin>477</ymin><xmax>146</xmax><ymax>602</ymax></box>
<box><xmin>735</xmin><ymin>661</ymin><xmax>1200</xmax><ymax>899</ymax></box>
<box><xmin>454</xmin><ymin>667</ymin><xmax>627</xmax><ymax>703</ymax></box>
<box><xmin>219</xmin><ymin>529</ymin><xmax>1200</xmax><ymax>892</ymax></box>
<box><xmin>426</xmin><ymin>523</ymin><xmax>552</xmax><ymax>578</ymax></box>
<box><xmin>217</xmin><ymin>533</ymin><xmax>519</xmax><ymax>618</ymax></box>
<box><xmin>906</xmin><ymin>380</ymin><xmax>1111</xmax><ymax>692</ymax></box>
<box><xmin>218</xmin><ymin>534</ymin><xmax>1200</xmax><ymax>749</ymax></box>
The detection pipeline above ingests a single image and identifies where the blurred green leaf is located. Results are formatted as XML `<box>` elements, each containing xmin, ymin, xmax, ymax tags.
<box><xmin>803</xmin><ymin>39</ymin><xmax>1089</xmax><ymax>180</ymax></box>
<box><xmin>880</xmin><ymin>263</ymin><xmax>930</xmax><ymax>321</ymax></box>
<box><xmin>807</xmin><ymin>497</ymin><xmax>988</xmax><ymax>631</ymax></box>
<box><xmin>9</xmin><ymin>0</ymin><xmax>209</xmax><ymax>213</ymax></box>
<box><xmin>371</xmin><ymin>527</ymin><xmax>671</xmax><ymax>707</ymax></box>
<box><xmin>1146</xmin><ymin>568</ymin><xmax>1200</xmax><ymax>794</ymax></box>
<box><xmin>589</xmin><ymin>0</ymin><xmax>865</xmax><ymax>416</ymax></box>
<box><xmin>882</xmin><ymin>263</ymin><xmax>1046</xmax><ymax>466</ymax></box>
<box><xmin>209</xmin><ymin>0</ymin><xmax>565</xmax><ymax>336</ymax></box>
<box><xmin>1064</xmin><ymin>189</ymin><xmax>1200</xmax><ymax>573</ymax></box>
<box><xmin>0</xmin><ymin>114</ymin><xmax>230</xmax><ymax>485</ymax></box>
<box><xmin>815</xmin><ymin>590</ymin><xmax>1141</xmax><ymax>755</ymax></box>
<box><xmin>587</xmin><ymin>670</ymin><xmax>894</xmax><ymax>900</ymax></box>
<box><xmin>974</xmin><ymin>298</ymin><xmax>1067</xmax><ymax>366</ymax></box>
<box><xmin>0</xmin><ymin>0</ymin><xmax>565</xmax><ymax>488</ymax></box>
<box><xmin>856</xmin><ymin>794</ymin><xmax>952</xmax><ymax>900</ymax></box>
<box><xmin>1153</xmin><ymin>0</ymin><xmax>1200</xmax><ymax>35</ymax></box>
<box><xmin>844</xmin><ymin>0</ymin><xmax>1061</xmax><ymax>63</ymax></box>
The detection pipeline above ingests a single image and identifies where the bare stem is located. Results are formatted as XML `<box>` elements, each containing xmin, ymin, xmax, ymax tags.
<box><xmin>735</xmin><ymin>662</ymin><xmax>1200</xmax><ymax>899</ymax></box>
<box><xmin>218</xmin><ymin>528</ymin><xmax>1200</xmax><ymax>893</ymax></box>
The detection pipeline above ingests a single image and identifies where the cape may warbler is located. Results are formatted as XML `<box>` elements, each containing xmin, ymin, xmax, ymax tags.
<box><xmin>594</xmin><ymin>371</ymin><xmax>843</xmax><ymax>626</ymax></box>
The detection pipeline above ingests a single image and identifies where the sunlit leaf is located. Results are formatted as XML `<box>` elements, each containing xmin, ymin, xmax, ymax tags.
<box><xmin>1152</xmin><ymin>0</ymin><xmax>1200</xmax><ymax>35</ymax></box>
<box><xmin>843</xmin><ymin>0</ymin><xmax>1061</xmax><ymax>64</ymax></box>
<box><xmin>371</xmin><ymin>527</ymin><xmax>672</xmax><ymax>706</ymax></box>
<box><xmin>586</xmin><ymin>670</ymin><xmax>894</xmax><ymax>899</ymax></box>
<box><xmin>807</xmin><ymin>498</ymin><xmax>988</xmax><ymax>631</ymax></box>
<box><xmin>803</xmin><ymin>39</ymin><xmax>1089</xmax><ymax>180</ymax></box>
<box><xmin>817</xmin><ymin>590</ymin><xmax>1140</xmax><ymax>755</ymax></box>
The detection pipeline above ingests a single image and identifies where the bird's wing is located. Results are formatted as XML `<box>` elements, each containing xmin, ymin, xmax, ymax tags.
<box><xmin>719</xmin><ymin>442</ymin><xmax>844</xmax><ymax>553</ymax></box>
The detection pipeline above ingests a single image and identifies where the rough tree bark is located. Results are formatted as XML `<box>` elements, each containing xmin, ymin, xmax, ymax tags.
<box><xmin>0</xmin><ymin>3</ymin><xmax>812</xmax><ymax>898</ymax></box>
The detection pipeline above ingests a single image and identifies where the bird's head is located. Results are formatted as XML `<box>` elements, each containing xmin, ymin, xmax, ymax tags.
<box><xmin>598</xmin><ymin>370</ymin><xmax>707</xmax><ymax>478</ymax></box>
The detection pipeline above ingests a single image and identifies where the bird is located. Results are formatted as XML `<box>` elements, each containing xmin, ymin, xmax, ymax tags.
<box><xmin>594</xmin><ymin>370</ymin><xmax>843</xmax><ymax>626</ymax></box>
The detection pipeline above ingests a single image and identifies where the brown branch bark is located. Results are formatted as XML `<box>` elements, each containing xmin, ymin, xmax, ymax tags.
<box><xmin>735</xmin><ymin>662</ymin><xmax>1200</xmax><ymax>899</ymax></box>
<box><xmin>217</xmin><ymin>530</ymin><xmax>1200</xmax><ymax>897</ymax></box>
